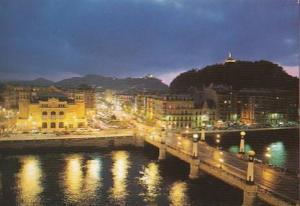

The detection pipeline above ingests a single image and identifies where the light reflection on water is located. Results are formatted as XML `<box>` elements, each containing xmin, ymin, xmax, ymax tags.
<box><xmin>169</xmin><ymin>181</ymin><xmax>190</xmax><ymax>206</ymax></box>
<box><xmin>17</xmin><ymin>156</ymin><xmax>43</xmax><ymax>206</ymax></box>
<box><xmin>267</xmin><ymin>142</ymin><xmax>286</xmax><ymax>167</ymax></box>
<box><xmin>84</xmin><ymin>158</ymin><xmax>102</xmax><ymax>196</ymax></box>
<box><xmin>3</xmin><ymin>150</ymin><xmax>245</xmax><ymax>205</ymax></box>
<box><xmin>139</xmin><ymin>162</ymin><xmax>161</xmax><ymax>203</ymax></box>
<box><xmin>62</xmin><ymin>154</ymin><xmax>102</xmax><ymax>204</ymax></box>
<box><xmin>228</xmin><ymin>144</ymin><xmax>252</xmax><ymax>154</ymax></box>
<box><xmin>63</xmin><ymin>154</ymin><xmax>83</xmax><ymax>203</ymax></box>
<box><xmin>109</xmin><ymin>151</ymin><xmax>130</xmax><ymax>205</ymax></box>
<box><xmin>228</xmin><ymin>141</ymin><xmax>287</xmax><ymax>168</ymax></box>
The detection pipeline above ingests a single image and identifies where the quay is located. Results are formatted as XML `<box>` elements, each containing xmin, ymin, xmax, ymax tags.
<box><xmin>0</xmin><ymin>129</ymin><xmax>143</xmax><ymax>150</ymax></box>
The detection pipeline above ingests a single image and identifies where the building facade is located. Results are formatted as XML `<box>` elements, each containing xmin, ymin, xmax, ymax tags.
<box><xmin>65</xmin><ymin>88</ymin><xmax>96</xmax><ymax>117</ymax></box>
<box><xmin>203</xmin><ymin>86</ymin><xmax>298</xmax><ymax>126</ymax></box>
<box><xmin>16</xmin><ymin>92</ymin><xmax>87</xmax><ymax>132</ymax></box>
<box><xmin>140</xmin><ymin>94</ymin><xmax>216</xmax><ymax>129</ymax></box>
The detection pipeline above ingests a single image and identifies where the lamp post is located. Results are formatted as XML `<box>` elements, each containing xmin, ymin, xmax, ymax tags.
<box><xmin>239</xmin><ymin>131</ymin><xmax>246</xmax><ymax>154</ymax></box>
<box><xmin>216</xmin><ymin>134</ymin><xmax>221</xmax><ymax>150</ymax></box>
<box><xmin>200</xmin><ymin>126</ymin><xmax>205</xmax><ymax>142</ymax></box>
<box><xmin>246</xmin><ymin>150</ymin><xmax>256</xmax><ymax>184</ymax></box>
<box><xmin>192</xmin><ymin>133</ymin><xmax>199</xmax><ymax>158</ymax></box>
<box><xmin>219</xmin><ymin>158</ymin><xmax>224</xmax><ymax>169</ymax></box>
<box><xmin>219</xmin><ymin>151</ymin><xmax>224</xmax><ymax>169</ymax></box>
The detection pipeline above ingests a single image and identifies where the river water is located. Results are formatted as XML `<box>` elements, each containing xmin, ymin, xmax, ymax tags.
<box><xmin>0</xmin><ymin>150</ymin><xmax>249</xmax><ymax>206</ymax></box>
<box><xmin>0</xmin><ymin>129</ymin><xmax>298</xmax><ymax>206</ymax></box>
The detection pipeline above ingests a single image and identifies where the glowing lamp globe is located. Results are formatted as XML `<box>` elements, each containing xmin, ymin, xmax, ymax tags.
<box><xmin>193</xmin><ymin>133</ymin><xmax>199</xmax><ymax>141</ymax></box>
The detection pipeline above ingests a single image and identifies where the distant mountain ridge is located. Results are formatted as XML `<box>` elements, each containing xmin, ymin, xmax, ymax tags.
<box><xmin>6</xmin><ymin>78</ymin><xmax>54</xmax><ymax>87</ymax></box>
<box><xmin>3</xmin><ymin>74</ymin><xmax>168</xmax><ymax>91</ymax></box>
<box><xmin>170</xmin><ymin>60</ymin><xmax>298</xmax><ymax>93</ymax></box>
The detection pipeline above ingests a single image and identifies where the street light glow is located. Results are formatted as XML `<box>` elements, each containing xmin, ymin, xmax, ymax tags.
<box><xmin>240</xmin><ymin>131</ymin><xmax>246</xmax><ymax>136</ymax></box>
<box><xmin>265</xmin><ymin>153</ymin><xmax>271</xmax><ymax>158</ymax></box>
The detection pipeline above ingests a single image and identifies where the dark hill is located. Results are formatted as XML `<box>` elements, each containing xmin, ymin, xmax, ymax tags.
<box><xmin>3</xmin><ymin>75</ymin><xmax>168</xmax><ymax>92</ymax></box>
<box><xmin>170</xmin><ymin>60</ymin><xmax>298</xmax><ymax>93</ymax></box>
<box><xmin>55</xmin><ymin>74</ymin><xmax>168</xmax><ymax>91</ymax></box>
<box><xmin>7</xmin><ymin>78</ymin><xmax>54</xmax><ymax>87</ymax></box>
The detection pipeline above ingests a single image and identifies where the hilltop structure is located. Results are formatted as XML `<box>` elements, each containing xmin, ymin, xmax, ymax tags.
<box><xmin>225</xmin><ymin>52</ymin><xmax>236</xmax><ymax>63</ymax></box>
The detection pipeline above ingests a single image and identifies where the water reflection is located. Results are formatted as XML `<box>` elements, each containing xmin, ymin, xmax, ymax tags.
<box><xmin>267</xmin><ymin>142</ymin><xmax>286</xmax><ymax>167</ymax></box>
<box><xmin>17</xmin><ymin>156</ymin><xmax>43</xmax><ymax>206</ymax></box>
<box><xmin>64</xmin><ymin>155</ymin><xmax>83</xmax><ymax>203</ymax></box>
<box><xmin>110</xmin><ymin>151</ymin><xmax>130</xmax><ymax>204</ymax></box>
<box><xmin>63</xmin><ymin>154</ymin><xmax>102</xmax><ymax>204</ymax></box>
<box><xmin>83</xmin><ymin>158</ymin><xmax>102</xmax><ymax>203</ymax></box>
<box><xmin>169</xmin><ymin>181</ymin><xmax>189</xmax><ymax>206</ymax></box>
<box><xmin>228</xmin><ymin>144</ymin><xmax>252</xmax><ymax>154</ymax></box>
<box><xmin>139</xmin><ymin>162</ymin><xmax>161</xmax><ymax>202</ymax></box>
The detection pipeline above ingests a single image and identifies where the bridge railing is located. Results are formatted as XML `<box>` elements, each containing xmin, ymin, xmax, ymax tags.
<box><xmin>144</xmin><ymin>130</ymin><xmax>299</xmax><ymax>204</ymax></box>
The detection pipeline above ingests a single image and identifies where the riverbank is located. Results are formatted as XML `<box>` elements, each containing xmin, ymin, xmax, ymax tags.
<box><xmin>0</xmin><ymin>134</ymin><xmax>144</xmax><ymax>151</ymax></box>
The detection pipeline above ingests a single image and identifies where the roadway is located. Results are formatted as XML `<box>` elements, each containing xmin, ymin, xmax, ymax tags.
<box><xmin>106</xmin><ymin>107</ymin><xmax>300</xmax><ymax>203</ymax></box>
<box><xmin>163</xmin><ymin>132</ymin><xmax>299</xmax><ymax>202</ymax></box>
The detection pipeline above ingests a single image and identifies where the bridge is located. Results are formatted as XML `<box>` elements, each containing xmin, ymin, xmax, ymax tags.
<box><xmin>138</xmin><ymin>129</ymin><xmax>299</xmax><ymax>206</ymax></box>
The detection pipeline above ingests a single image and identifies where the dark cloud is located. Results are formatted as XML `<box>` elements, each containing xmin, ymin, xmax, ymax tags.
<box><xmin>0</xmin><ymin>0</ymin><xmax>298</xmax><ymax>82</ymax></box>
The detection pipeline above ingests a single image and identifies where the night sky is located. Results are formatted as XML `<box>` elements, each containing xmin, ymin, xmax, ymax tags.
<box><xmin>0</xmin><ymin>0</ymin><xmax>298</xmax><ymax>84</ymax></box>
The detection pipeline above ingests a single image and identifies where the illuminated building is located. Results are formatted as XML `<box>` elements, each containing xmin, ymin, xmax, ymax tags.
<box><xmin>1</xmin><ymin>85</ymin><xmax>63</xmax><ymax>110</ymax></box>
<box><xmin>134</xmin><ymin>94</ymin><xmax>147</xmax><ymax>117</ymax></box>
<box><xmin>114</xmin><ymin>93</ymin><xmax>135</xmax><ymax>113</ymax></box>
<box><xmin>143</xmin><ymin>94</ymin><xmax>215</xmax><ymax>129</ymax></box>
<box><xmin>65</xmin><ymin>88</ymin><xmax>96</xmax><ymax>117</ymax></box>
<box><xmin>224</xmin><ymin>52</ymin><xmax>236</xmax><ymax>63</ymax></box>
<box><xmin>16</xmin><ymin>92</ymin><xmax>87</xmax><ymax>132</ymax></box>
<box><xmin>204</xmin><ymin>86</ymin><xmax>298</xmax><ymax>125</ymax></box>
<box><xmin>236</xmin><ymin>89</ymin><xmax>298</xmax><ymax>125</ymax></box>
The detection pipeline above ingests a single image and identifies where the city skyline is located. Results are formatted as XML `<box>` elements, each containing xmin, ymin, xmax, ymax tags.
<box><xmin>0</xmin><ymin>0</ymin><xmax>299</xmax><ymax>84</ymax></box>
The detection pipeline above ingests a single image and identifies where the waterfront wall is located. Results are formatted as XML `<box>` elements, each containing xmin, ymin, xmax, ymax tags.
<box><xmin>0</xmin><ymin>135</ymin><xmax>144</xmax><ymax>151</ymax></box>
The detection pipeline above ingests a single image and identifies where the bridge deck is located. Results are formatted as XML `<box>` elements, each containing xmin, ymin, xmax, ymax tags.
<box><xmin>144</xmin><ymin>134</ymin><xmax>299</xmax><ymax>206</ymax></box>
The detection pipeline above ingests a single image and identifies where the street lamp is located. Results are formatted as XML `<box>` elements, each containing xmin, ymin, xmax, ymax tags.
<box><xmin>192</xmin><ymin>133</ymin><xmax>199</xmax><ymax>158</ymax></box>
<box><xmin>239</xmin><ymin>131</ymin><xmax>246</xmax><ymax>154</ymax></box>
<box><xmin>216</xmin><ymin>134</ymin><xmax>221</xmax><ymax>150</ymax></box>
<box><xmin>247</xmin><ymin>150</ymin><xmax>256</xmax><ymax>184</ymax></box>
<box><xmin>219</xmin><ymin>151</ymin><xmax>224</xmax><ymax>168</ymax></box>
<box><xmin>200</xmin><ymin>126</ymin><xmax>205</xmax><ymax>142</ymax></box>
<box><xmin>192</xmin><ymin>133</ymin><xmax>199</xmax><ymax>141</ymax></box>
<box><xmin>219</xmin><ymin>158</ymin><xmax>224</xmax><ymax>169</ymax></box>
